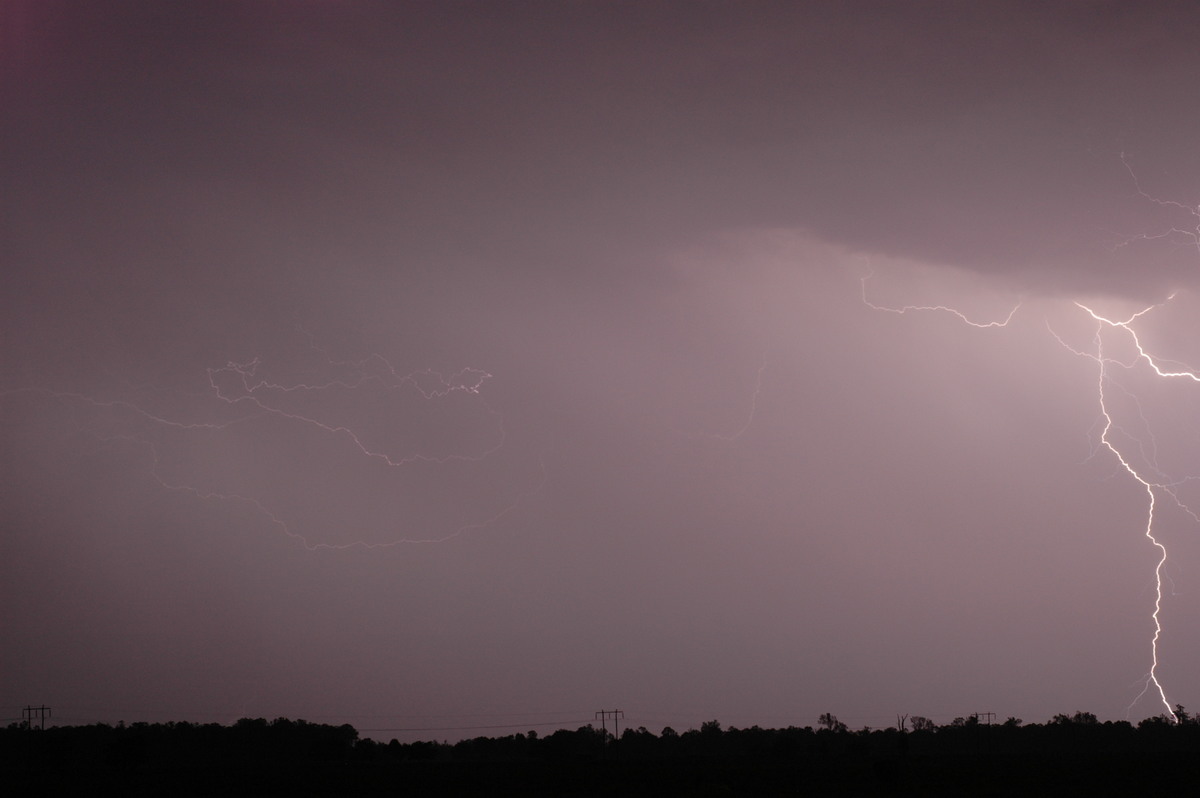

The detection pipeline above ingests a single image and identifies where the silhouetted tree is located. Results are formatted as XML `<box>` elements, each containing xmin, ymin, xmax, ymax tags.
<box><xmin>1138</xmin><ymin>714</ymin><xmax>1175</xmax><ymax>729</ymax></box>
<box><xmin>910</xmin><ymin>716</ymin><xmax>936</xmax><ymax>732</ymax></box>
<box><xmin>1050</xmin><ymin>712</ymin><xmax>1098</xmax><ymax>726</ymax></box>
<box><xmin>13</xmin><ymin>711</ymin><xmax>1200</xmax><ymax>794</ymax></box>
<box><xmin>818</xmin><ymin>713</ymin><xmax>847</xmax><ymax>733</ymax></box>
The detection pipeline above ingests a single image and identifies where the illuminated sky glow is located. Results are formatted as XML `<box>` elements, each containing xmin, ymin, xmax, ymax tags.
<box><xmin>4</xmin><ymin>1</ymin><xmax>1200</xmax><ymax>737</ymax></box>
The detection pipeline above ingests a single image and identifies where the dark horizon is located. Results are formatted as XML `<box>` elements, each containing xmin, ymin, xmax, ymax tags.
<box><xmin>3</xmin><ymin>704</ymin><xmax>1194</xmax><ymax>741</ymax></box>
<box><xmin>8</xmin><ymin>709</ymin><xmax>1200</xmax><ymax>797</ymax></box>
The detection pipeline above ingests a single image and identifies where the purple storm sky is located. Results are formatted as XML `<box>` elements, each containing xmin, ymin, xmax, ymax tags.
<box><xmin>4</xmin><ymin>1</ymin><xmax>1200</xmax><ymax>738</ymax></box>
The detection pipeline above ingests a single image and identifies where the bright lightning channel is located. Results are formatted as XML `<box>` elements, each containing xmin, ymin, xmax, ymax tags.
<box><xmin>1065</xmin><ymin>298</ymin><xmax>1200</xmax><ymax>719</ymax></box>
<box><xmin>864</xmin><ymin>273</ymin><xmax>1200</xmax><ymax>722</ymax></box>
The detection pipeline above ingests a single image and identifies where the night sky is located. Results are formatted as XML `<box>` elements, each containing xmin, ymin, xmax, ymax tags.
<box><xmin>5</xmin><ymin>1</ymin><xmax>1200</xmax><ymax>738</ymax></box>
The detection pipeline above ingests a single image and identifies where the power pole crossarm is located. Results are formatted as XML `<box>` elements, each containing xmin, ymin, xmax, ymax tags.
<box><xmin>594</xmin><ymin>709</ymin><xmax>624</xmax><ymax>741</ymax></box>
<box><xmin>22</xmin><ymin>705</ymin><xmax>51</xmax><ymax>730</ymax></box>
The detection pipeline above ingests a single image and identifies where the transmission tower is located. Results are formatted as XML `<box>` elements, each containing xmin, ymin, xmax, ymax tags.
<box><xmin>22</xmin><ymin>705</ymin><xmax>51</xmax><ymax>730</ymax></box>
<box><xmin>594</xmin><ymin>709</ymin><xmax>624</xmax><ymax>741</ymax></box>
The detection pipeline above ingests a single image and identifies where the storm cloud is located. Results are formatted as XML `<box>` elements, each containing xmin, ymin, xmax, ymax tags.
<box><xmin>4</xmin><ymin>1</ymin><xmax>1200</xmax><ymax>736</ymax></box>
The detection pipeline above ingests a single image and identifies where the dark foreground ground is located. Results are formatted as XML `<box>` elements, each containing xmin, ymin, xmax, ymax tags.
<box><xmin>5</xmin><ymin>716</ymin><xmax>1200</xmax><ymax>796</ymax></box>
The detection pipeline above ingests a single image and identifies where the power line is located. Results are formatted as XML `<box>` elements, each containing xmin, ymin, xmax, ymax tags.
<box><xmin>360</xmin><ymin>719</ymin><xmax>594</xmax><ymax>733</ymax></box>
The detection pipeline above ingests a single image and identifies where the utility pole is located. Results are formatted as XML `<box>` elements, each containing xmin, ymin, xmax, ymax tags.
<box><xmin>973</xmin><ymin>712</ymin><xmax>995</xmax><ymax>726</ymax></box>
<box><xmin>22</xmin><ymin>705</ymin><xmax>51</xmax><ymax>730</ymax></box>
<box><xmin>594</xmin><ymin>709</ymin><xmax>624</xmax><ymax>742</ymax></box>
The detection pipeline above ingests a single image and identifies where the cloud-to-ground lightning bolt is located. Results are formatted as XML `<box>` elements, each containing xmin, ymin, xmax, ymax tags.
<box><xmin>863</xmin><ymin>165</ymin><xmax>1200</xmax><ymax>721</ymax></box>
<box><xmin>2</xmin><ymin>330</ymin><xmax>544</xmax><ymax>551</ymax></box>
<box><xmin>1061</xmin><ymin>297</ymin><xmax>1200</xmax><ymax>719</ymax></box>
<box><xmin>1101</xmin><ymin>159</ymin><xmax>1200</xmax><ymax>718</ymax></box>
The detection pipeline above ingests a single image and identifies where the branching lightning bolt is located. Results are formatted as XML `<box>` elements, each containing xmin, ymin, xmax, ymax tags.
<box><xmin>206</xmin><ymin>356</ymin><xmax>506</xmax><ymax>467</ymax></box>
<box><xmin>1118</xmin><ymin>153</ymin><xmax>1200</xmax><ymax>258</ymax></box>
<box><xmin>2</xmin><ymin>332</ymin><xmax>544</xmax><ymax>551</ymax></box>
<box><xmin>1074</xmin><ymin>303</ymin><xmax>1187</xmax><ymax>718</ymax></box>
<box><xmin>863</xmin><ymin>176</ymin><xmax>1200</xmax><ymax>719</ymax></box>
<box><xmin>860</xmin><ymin>272</ymin><xmax>1023</xmax><ymax>327</ymax></box>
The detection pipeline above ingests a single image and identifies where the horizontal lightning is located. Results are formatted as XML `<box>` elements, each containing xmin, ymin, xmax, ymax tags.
<box><xmin>207</xmin><ymin>357</ymin><xmax>506</xmax><ymax>468</ymax></box>
<box><xmin>860</xmin><ymin>273</ymin><xmax>1022</xmax><ymax>328</ymax></box>
<box><xmin>1118</xmin><ymin>153</ymin><xmax>1200</xmax><ymax>257</ymax></box>
<box><xmin>2</xmin><ymin>335</ymin><xmax>542</xmax><ymax>551</ymax></box>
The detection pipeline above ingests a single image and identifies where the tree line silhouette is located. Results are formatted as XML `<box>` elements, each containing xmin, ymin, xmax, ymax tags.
<box><xmin>6</xmin><ymin>709</ymin><xmax>1200</xmax><ymax>794</ymax></box>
